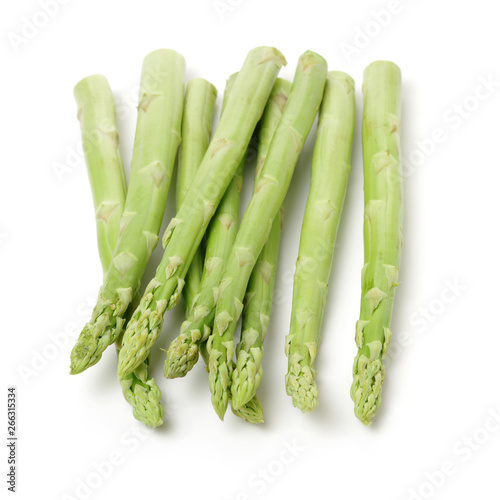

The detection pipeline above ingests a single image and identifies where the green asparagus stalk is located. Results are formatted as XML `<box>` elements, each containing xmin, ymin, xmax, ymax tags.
<box><xmin>164</xmin><ymin>74</ymin><xmax>244</xmax><ymax>379</ymax></box>
<box><xmin>285</xmin><ymin>71</ymin><xmax>356</xmax><ymax>412</ymax></box>
<box><xmin>350</xmin><ymin>61</ymin><xmax>402</xmax><ymax>425</ymax></box>
<box><xmin>199</xmin><ymin>341</ymin><xmax>264</xmax><ymax>424</ymax></box>
<box><xmin>70</xmin><ymin>49</ymin><xmax>185</xmax><ymax>374</ymax></box>
<box><xmin>231</xmin><ymin>78</ymin><xmax>292</xmax><ymax>409</ymax></box>
<box><xmin>208</xmin><ymin>51</ymin><xmax>327</xmax><ymax>420</ymax></box>
<box><xmin>73</xmin><ymin>74</ymin><xmax>163</xmax><ymax>426</ymax></box>
<box><xmin>116</xmin><ymin>300</ymin><xmax>164</xmax><ymax>427</ymax></box>
<box><xmin>73</xmin><ymin>74</ymin><xmax>127</xmax><ymax>273</ymax></box>
<box><xmin>176</xmin><ymin>79</ymin><xmax>217</xmax><ymax>311</ymax></box>
<box><xmin>117</xmin><ymin>47</ymin><xmax>286</xmax><ymax>379</ymax></box>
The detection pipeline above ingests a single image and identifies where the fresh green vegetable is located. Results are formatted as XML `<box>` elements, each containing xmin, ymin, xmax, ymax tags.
<box><xmin>70</xmin><ymin>49</ymin><xmax>185</xmax><ymax>374</ymax></box>
<box><xmin>117</xmin><ymin>47</ymin><xmax>286</xmax><ymax>379</ymax></box>
<box><xmin>73</xmin><ymin>74</ymin><xmax>163</xmax><ymax>426</ymax></box>
<box><xmin>72</xmin><ymin>74</ymin><xmax>127</xmax><ymax>273</ymax></box>
<box><xmin>231</xmin><ymin>393</ymin><xmax>264</xmax><ymax>424</ymax></box>
<box><xmin>285</xmin><ymin>71</ymin><xmax>356</xmax><ymax>412</ymax></box>
<box><xmin>116</xmin><ymin>303</ymin><xmax>164</xmax><ymax>427</ymax></box>
<box><xmin>208</xmin><ymin>51</ymin><xmax>328</xmax><ymax>420</ymax></box>
<box><xmin>231</xmin><ymin>78</ymin><xmax>292</xmax><ymax>409</ymax></box>
<box><xmin>350</xmin><ymin>61</ymin><xmax>402</xmax><ymax>425</ymax></box>
<box><xmin>177</xmin><ymin>79</ymin><xmax>218</xmax><ymax>311</ymax></box>
<box><xmin>164</xmin><ymin>73</ymin><xmax>244</xmax><ymax>379</ymax></box>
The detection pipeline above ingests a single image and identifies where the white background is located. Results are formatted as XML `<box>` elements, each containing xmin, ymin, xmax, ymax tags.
<box><xmin>2</xmin><ymin>1</ymin><xmax>500</xmax><ymax>499</ymax></box>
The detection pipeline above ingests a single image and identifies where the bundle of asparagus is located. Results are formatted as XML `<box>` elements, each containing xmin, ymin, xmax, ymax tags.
<box><xmin>174</xmin><ymin>76</ymin><xmax>263</xmax><ymax>424</ymax></box>
<box><xmin>70</xmin><ymin>46</ymin><xmax>402</xmax><ymax>428</ymax></box>
<box><xmin>164</xmin><ymin>73</ymin><xmax>246</xmax><ymax>381</ymax></box>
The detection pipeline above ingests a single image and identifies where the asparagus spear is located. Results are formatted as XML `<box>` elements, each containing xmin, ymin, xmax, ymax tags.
<box><xmin>116</xmin><ymin>302</ymin><xmax>164</xmax><ymax>427</ymax></box>
<box><xmin>70</xmin><ymin>49</ymin><xmax>185</xmax><ymax>374</ymax></box>
<box><xmin>73</xmin><ymin>74</ymin><xmax>127</xmax><ymax>272</ymax></box>
<box><xmin>177</xmin><ymin>79</ymin><xmax>217</xmax><ymax>311</ymax></box>
<box><xmin>117</xmin><ymin>47</ymin><xmax>286</xmax><ymax>379</ymax></box>
<box><xmin>351</xmin><ymin>61</ymin><xmax>402</xmax><ymax>425</ymax></box>
<box><xmin>164</xmin><ymin>74</ymin><xmax>244</xmax><ymax>379</ymax></box>
<box><xmin>208</xmin><ymin>51</ymin><xmax>328</xmax><ymax>419</ymax></box>
<box><xmin>73</xmin><ymin>74</ymin><xmax>163</xmax><ymax>426</ymax></box>
<box><xmin>231</xmin><ymin>393</ymin><xmax>264</xmax><ymax>424</ymax></box>
<box><xmin>231</xmin><ymin>78</ymin><xmax>292</xmax><ymax>409</ymax></box>
<box><xmin>285</xmin><ymin>71</ymin><xmax>356</xmax><ymax>412</ymax></box>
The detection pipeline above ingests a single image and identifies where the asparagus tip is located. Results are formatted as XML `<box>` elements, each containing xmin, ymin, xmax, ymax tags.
<box><xmin>214</xmin><ymin>398</ymin><xmax>228</xmax><ymax>421</ymax></box>
<box><xmin>231</xmin><ymin>396</ymin><xmax>264</xmax><ymax>424</ymax></box>
<box><xmin>163</xmin><ymin>336</ymin><xmax>200</xmax><ymax>379</ymax></box>
<box><xmin>121</xmin><ymin>376</ymin><xmax>164</xmax><ymax>427</ymax></box>
<box><xmin>285</xmin><ymin>371</ymin><xmax>319</xmax><ymax>413</ymax></box>
<box><xmin>70</xmin><ymin>305</ymin><xmax>118</xmax><ymax>375</ymax></box>
<box><xmin>211</xmin><ymin>392</ymin><xmax>228</xmax><ymax>421</ymax></box>
<box><xmin>230</xmin><ymin>367</ymin><xmax>261</xmax><ymax>410</ymax></box>
<box><xmin>351</xmin><ymin>351</ymin><xmax>385</xmax><ymax>425</ymax></box>
<box><xmin>70</xmin><ymin>338</ymin><xmax>101</xmax><ymax>375</ymax></box>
